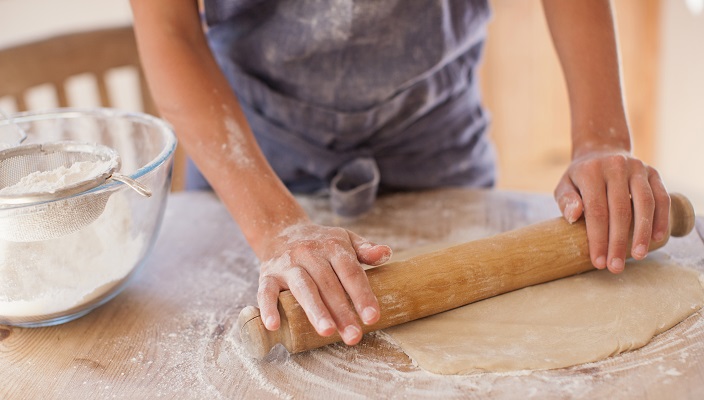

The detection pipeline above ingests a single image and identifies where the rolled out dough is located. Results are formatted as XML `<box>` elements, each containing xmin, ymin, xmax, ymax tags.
<box><xmin>383</xmin><ymin>252</ymin><xmax>704</xmax><ymax>375</ymax></box>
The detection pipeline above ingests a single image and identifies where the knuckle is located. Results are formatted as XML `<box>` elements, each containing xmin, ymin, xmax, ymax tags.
<box><xmin>626</xmin><ymin>157</ymin><xmax>646</xmax><ymax>170</ymax></box>
<box><xmin>612</xmin><ymin>204</ymin><xmax>633</xmax><ymax>221</ymax></box>
<box><xmin>286</xmin><ymin>265</ymin><xmax>307</xmax><ymax>281</ymax></box>
<box><xmin>590</xmin><ymin>239</ymin><xmax>609</xmax><ymax>254</ymax></box>
<box><xmin>336</xmin><ymin>265</ymin><xmax>365</xmax><ymax>283</ymax></box>
<box><xmin>635</xmin><ymin>213</ymin><xmax>653</xmax><ymax>229</ymax></box>
<box><xmin>333</xmin><ymin>302</ymin><xmax>358</xmax><ymax>321</ymax></box>
<box><xmin>609</xmin><ymin>154</ymin><xmax>629</xmax><ymax>169</ymax></box>
<box><xmin>334</xmin><ymin>301</ymin><xmax>354</xmax><ymax>315</ymax></box>
<box><xmin>258</xmin><ymin>274</ymin><xmax>276</xmax><ymax>287</ymax></box>
<box><xmin>282</xmin><ymin>266</ymin><xmax>310</xmax><ymax>291</ymax></box>
<box><xmin>295</xmin><ymin>240</ymin><xmax>319</xmax><ymax>253</ymax></box>
<box><xmin>256</xmin><ymin>290</ymin><xmax>269</xmax><ymax>303</ymax></box>
<box><xmin>577</xmin><ymin>159</ymin><xmax>601</xmax><ymax>177</ymax></box>
<box><xmin>592</xmin><ymin>242</ymin><xmax>609</xmax><ymax>252</ymax></box>
<box><xmin>638</xmin><ymin>195</ymin><xmax>656</xmax><ymax>213</ymax></box>
<box><xmin>635</xmin><ymin>225</ymin><xmax>653</xmax><ymax>241</ymax></box>
<box><xmin>323</xmin><ymin>238</ymin><xmax>343</xmax><ymax>249</ymax></box>
<box><xmin>639</xmin><ymin>188</ymin><xmax>656</xmax><ymax>204</ymax></box>
<box><xmin>610</xmin><ymin>236</ymin><xmax>630</xmax><ymax>249</ymax></box>
<box><xmin>589</xmin><ymin>228</ymin><xmax>609</xmax><ymax>244</ymax></box>
<box><xmin>654</xmin><ymin>190</ymin><xmax>671</xmax><ymax>207</ymax></box>
<box><xmin>647</xmin><ymin>166</ymin><xmax>663</xmax><ymax>180</ymax></box>
<box><xmin>316</xmin><ymin>270</ymin><xmax>342</xmax><ymax>292</ymax></box>
<box><xmin>257</xmin><ymin>285</ymin><xmax>277</xmax><ymax>304</ymax></box>
<box><xmin>630</xmin><ymin>171</ymin><xmax>649</xmax><ymax>184</ymax></box>
<box><xmin>584</xmin><ymin>201</ymin><xmax>609</xmax><ymax>220</ymax></box>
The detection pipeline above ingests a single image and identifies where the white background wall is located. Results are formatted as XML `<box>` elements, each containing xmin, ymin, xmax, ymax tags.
<box><xmin>1</xmin><ymin>0</ymin><xmax>703</xmax><ymax>211</ymax></box>
<box><xmin>655</xmin><ymin>0</ymin><xmax>704</xmax><ymax>212</ymax></box>
<box><xmin>0</xmin><ymin>0</ymin><xmax>132</xmax><ymax>48</ymax></box>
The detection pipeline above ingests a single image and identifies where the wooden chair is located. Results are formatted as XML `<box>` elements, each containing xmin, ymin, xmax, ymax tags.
<box><xmin>0</xmin><ymin>26</ymin><xmax>185</xmax><ymax>191</ymax></box>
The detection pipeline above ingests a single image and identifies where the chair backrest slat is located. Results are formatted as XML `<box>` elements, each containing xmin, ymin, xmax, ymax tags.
<box><xmin>0</xmin><ymin>26</ymin><xmax>185</xmax><ymax>191</ymax></box>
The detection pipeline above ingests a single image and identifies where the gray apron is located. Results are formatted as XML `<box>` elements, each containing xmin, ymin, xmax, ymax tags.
<box><xmin>194</xmin><ymin>0</ymin><xmax>496</xmax><ymax>216</ymax></box>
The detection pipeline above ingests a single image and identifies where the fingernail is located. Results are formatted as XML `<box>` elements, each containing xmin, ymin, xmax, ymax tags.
<box><xmin>633</xmin><ymin>244</ymin><xmax>648</xmax><ymax>259</ymax></box>
<box><xmin>564</xmin><ymin>201</ymin><xmax>579</xmax><ymax>224</ymax></box>
<box><xmin>595</xmin><ymin>256</ymin><xmax>606</xmax><ymax>269</ymax></box>
<box><xmin>358</xmin><ymin>242</ymin><xmax>373</xmax><ymax>250</ymax></box>
<box><xmin>610</xmin><ymin>258</ymin><xmax>624</xmax><ymax>272</ymax></box>
<box><xmin>265</xmin><ymin>316</ymin><xmax>276</xmax><ymax>329</ymax></box>
<box><xmin>318</xmin><ymin>319</ymin><xmax>335</xmax><ymax>333</ymax></box>
<box><xmin>361</xmin><ymin>307</ymin><xmax>378</xmax><ymax>324</ymax></box>
<box><xmin>343</xmin><ymin>325</ymin><xmax>361</xmax><ymax>342</ymax></box>
<box><xmin>375</xmin><ymin>249</ymin><xmax>392</xmax><ymax>265</ymax></box>
<box><xmin>653</xmin><ymin>231</ymin><xmax>665</xmax><ymax>242</ymax></box>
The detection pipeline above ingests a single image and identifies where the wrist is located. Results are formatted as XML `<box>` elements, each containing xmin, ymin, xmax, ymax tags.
<box><xmin>243</xmin><ymin>197</ymin><xmax>311</xmax><ymax>261</ymax></box>
<box><xmin>571</xmin><ymin>119</ymin><xmax>631</xmax><ymax>160</ymax></box>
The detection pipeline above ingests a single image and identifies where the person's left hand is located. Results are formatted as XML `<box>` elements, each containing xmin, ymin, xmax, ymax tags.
<box><xmin>554</xmin><ymin>148</ymin><xmax>670</xmax><ymax>274</ymax></box>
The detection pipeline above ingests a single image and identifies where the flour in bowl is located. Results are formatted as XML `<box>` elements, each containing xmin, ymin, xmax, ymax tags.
<box><xmin>0</xmin><ymin>160</ymin><xmax>111</xmax><ymax>196</ymax></box>
<box><xmin>0</xmin><ymin>192</ymin><xmax>144</xmax><ymax>318</ymax></box>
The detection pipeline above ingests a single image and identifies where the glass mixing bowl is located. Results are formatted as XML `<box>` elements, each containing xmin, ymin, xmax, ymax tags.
<box><xmin>0</xmin><ymin>108</ymin><xmax>176</xmax><ymax>327</ymax></box>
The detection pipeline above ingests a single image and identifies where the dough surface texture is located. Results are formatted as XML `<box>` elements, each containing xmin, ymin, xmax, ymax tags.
<box><xmin>383</xmin><ymin>252</ymin><xmax>704</xmax><ymax>374</ymax></box>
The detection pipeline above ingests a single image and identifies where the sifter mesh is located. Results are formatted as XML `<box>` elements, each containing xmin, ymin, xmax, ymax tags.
<box><xmin>0</xmin><ymin>141</ymin><xmax>149</xmax><ymax>242</ymax></box>
<box><xmin>0</xmin><ymin>149</ymin><xmax>104</xmax><ymax>186</ymax></box>
<box><xmin>0</xmin><ymin>191</ymin><xmax>112</xmax><ymax>242</ymax></box>
<box><xmin>0</xmin><ymin>142</ymin><xmax>117</xmax><ymax>203</ymax></box>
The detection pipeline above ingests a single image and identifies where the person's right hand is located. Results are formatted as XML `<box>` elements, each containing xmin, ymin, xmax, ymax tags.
<box><xmin>257</xmin><ymin>222</ymin><xmax>392</xmax><ymax>345</ymax></box>
<box><xmin>128</xmin><ymin>0</ymin><xmax>391</xmax><ymax>347</ymax></box>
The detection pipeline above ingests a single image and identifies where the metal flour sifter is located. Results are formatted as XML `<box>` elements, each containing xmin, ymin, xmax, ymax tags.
<box><xmin>0</xmin><ymin>141</ymin><xmax>152</xmax><ymax>242</ymax></box>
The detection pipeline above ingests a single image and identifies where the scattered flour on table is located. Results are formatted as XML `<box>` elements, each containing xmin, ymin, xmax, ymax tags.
<box><xmin>0</xmin><ymin>193</ymin><xmax>143</xmax><ymax>317</ymax></box>
<box><xmin>81</xmin><ymin>192</ymin><xmax>704</xmax><ymax>399</ymax></box>
<box><xmin>0</xmin><ymin>160</ymin><xmax>112</xmax><ymax>195</ymax></box>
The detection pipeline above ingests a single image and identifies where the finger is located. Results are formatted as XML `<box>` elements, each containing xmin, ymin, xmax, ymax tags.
<box><xmin>303</xmin><ymin>256</ymin><xmax>364</xmax><ymax>345</ymax></box>
<box><xmin>648</xmin><ymin>169</ymin><xmax>671</xmax><ymax>242</ymax></box>
<box><xmin>580</xmin><ymin>179</ymin><xmax>609</xmax><ymax>270</ymax></box>
<box><xmin>554</xmin><ymin>175</ymin><xmax>584</xmax><ymax>224</ymax></box>
<box><xmin>257</xmin><ymin>276</ymin><xmax>284</xmax><ymax>331</ymax></box>
<box><xmin>629</xmin><ymin>174</ymin><xmax>655</xmax><ymax>260</ymax></box>
<box><xmin>331</xmin><ymin>250</ymin><xmax>381</xmax><ymax>327</ymax></box>
<box><xmin>285</xmin><ymin>267</ymin><xmax>337</xmax><ymax>337</ymax></box>
<box><xmin>348</xmin><ymin>231</ymin><xmax>393</xmax><ymax>266</ymax></box>
<box><xmin>605</xmin><ymin>174</ymin><xmax>632</xmax><ymax>274</ymax></box>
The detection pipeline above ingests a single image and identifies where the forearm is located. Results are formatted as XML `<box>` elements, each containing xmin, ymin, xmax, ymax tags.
<box><xmin>544</xmin><ymin>0</ymin><xmax>670</xmax><ymax>274</ymax></box>
<box><xmin>542</xmin><ymin>0</ymin><xmax>631</xmax><ymax>158</ymax></box>
<box><xmin>130</xmin><ymin>0</ymin><xmax>307</xmax><ymax>257</ymax></box>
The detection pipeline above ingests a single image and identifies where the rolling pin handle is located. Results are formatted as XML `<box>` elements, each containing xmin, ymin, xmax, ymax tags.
<box><xmin>237</xmin><ymin>306</ymin><xmax>281</xmax><ymax>359</ymax></box>
<box><xmin>669</xmin><ymin>193</ymin><xmax>695</xmax><ymax>238</ymax></box>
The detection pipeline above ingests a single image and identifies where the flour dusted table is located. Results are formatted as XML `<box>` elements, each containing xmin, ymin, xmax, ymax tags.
<box><xmin>3</xmin><ymin>189</ymin><xmax>704</xmax><ymax>399</ymax></box>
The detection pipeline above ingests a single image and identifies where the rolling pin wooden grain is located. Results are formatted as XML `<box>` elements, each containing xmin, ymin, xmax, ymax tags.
<box><xmin>238</xmin><ymin>193</ymin><xmax>696</xmax><ymax>359</ymax></box>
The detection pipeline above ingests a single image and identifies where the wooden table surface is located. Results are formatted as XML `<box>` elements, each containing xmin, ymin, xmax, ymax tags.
<box><xmin>3</xmin><ymin>188</ymin><xmax>704</xmax><ymax>399</ymax></box>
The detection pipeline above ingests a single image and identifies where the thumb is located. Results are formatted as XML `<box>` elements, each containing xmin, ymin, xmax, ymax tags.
<box><xmin>348</xmin><ymin>231</ymin><xmax>393</xmax><ymax>266</ymax></box>
<box><xmin>554</xmin><ymin>176</ymin><xmax>584</xmax><ymax>224</ymax></box>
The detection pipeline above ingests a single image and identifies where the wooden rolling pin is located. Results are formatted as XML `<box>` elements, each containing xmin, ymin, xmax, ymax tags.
<box><xmin>238</xmin><ymin>193</ymin><xmax>696</xmax><ymax>359</ymax></box>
